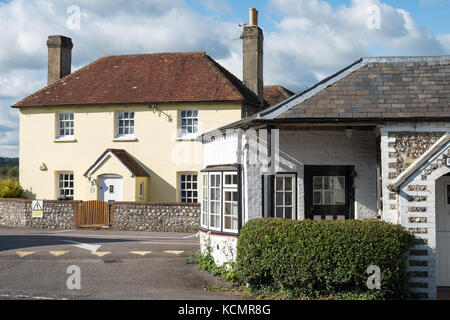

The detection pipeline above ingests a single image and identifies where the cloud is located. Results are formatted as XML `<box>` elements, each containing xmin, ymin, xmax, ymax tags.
<box><xmin>0</xmin><ymin>0</ymin><xmax>449</xmax><ymax>157</ymax></box>
<box><xmin>261</xmin><ymin>0</ymin><xmax>448</xmax><ymax>90</ymax></box>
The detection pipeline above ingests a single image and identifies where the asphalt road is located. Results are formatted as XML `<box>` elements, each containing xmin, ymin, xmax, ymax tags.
<box><xmin>0</xmin><ymin>227</ymin><xmax>241</xmax><ymax>300</ymax></box>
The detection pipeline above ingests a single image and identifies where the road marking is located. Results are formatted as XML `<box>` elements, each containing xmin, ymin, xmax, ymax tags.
<box><xmin>16</xmin><ymin>251</ymin><xmax>35</xmax><ymax>257</ymax></box>
<box><xmin>183</xmin><ymin>233</ymin><xmax>199</xmax><ymax>239</ymax></box>
<box><xmin>130</xmin><ymin>251</ymin><xmax>152</xmax><ymax>256</ymax></box>
<box><xmin>49</xmin><ymin>250</ymin><xmax>68</xmax><ymax>256</ymax></box>
<box><xmin>91</xmin><ymin>252</ymin><xmax>110</xmax><ymax>257</ymax></box>
<box><xmin>140</xmin><ymin>241</ymin><xmax>198</xmax><ymax>246</ymax></box>
<box><xmin>164</xmin><ymin>250</ymin><xmax>184</xmax><ymax>255</ymax></box>
<box><xmin>63</xmin><ymin>240</ymin><xmax>101</xmax><ymax>252</ymax></box>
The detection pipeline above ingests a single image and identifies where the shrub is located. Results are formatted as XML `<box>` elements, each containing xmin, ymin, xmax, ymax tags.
<box><xmin>236</xmin><ymin>218</ymin><xmax>416</xmax><ymax>299</ymax></box>
<box><xmin>0</xmin><ymin>179</ymin><xmax>22</xmax><ymax>198</ymax></box>
<box><xmin>186</xmin><ymin>247</ymin><xmax>238</xmax><ymax>283</ymax></box>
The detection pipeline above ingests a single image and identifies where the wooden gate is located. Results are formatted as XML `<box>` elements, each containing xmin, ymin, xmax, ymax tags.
<box><xmin>78</xmin><ymin>200</ymin><xmax>110</xmax><ymax>228</ymax></box>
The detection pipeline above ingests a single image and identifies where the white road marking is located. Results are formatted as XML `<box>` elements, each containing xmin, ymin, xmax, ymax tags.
<box><xmin>182</xmin><ymin>233</ymin><xmax>199</xmax><ymax>239</ymax></box>
<box><xmin>0</xmin><ymin>294</ymin><xmax>67</xmax><ymax>300</ymax></box>
<box><xmin>63</xmin><ymin>240</ymin><xmax>101</xmax><ymax>252</ymax></box>
<box><xmin>140</xmin><ymin>241</ymin><xmax>198</xmax><ymax>245</ymax></box>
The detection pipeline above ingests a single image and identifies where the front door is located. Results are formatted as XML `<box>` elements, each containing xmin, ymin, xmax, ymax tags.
<box><xmin>99</xmin><ymin>175</ymin><xmax>123</xmax><ymax>202</ymax></box>
<box><xmin>436</xmin><ymin>175</ymin><xmax>450</xmax><ymax>287</ymax></box>
<box><xmin>304</xmin><ymin>165</ymin><xmax>354</xmax><ymax>220</ymax></box>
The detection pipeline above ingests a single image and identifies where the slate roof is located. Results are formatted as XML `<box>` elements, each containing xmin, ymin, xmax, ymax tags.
<box><xmin>13</xmin><ymin>52</ymin><xmax>261</xmax><ymax>108</ymax></box>
<box><xmin>263</xmin><ymin>85</ymin><xmax>295</xmax><ymax>106</ymax></box>
<box><xmin>84</xmin><ymin>149</ymin><xmax>149</xmax><ymax>177</ymax></box>
<box><xmin>205</xmin><ymin>56</ymin><xmax>450</xmax><ymax>135</ymax></box>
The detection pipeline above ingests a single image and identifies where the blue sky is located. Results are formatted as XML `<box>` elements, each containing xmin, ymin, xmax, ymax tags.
<box><xmin>0</xmin><ymin>0</ymin><xmax>449</xmax><ymax>157</ymax></box>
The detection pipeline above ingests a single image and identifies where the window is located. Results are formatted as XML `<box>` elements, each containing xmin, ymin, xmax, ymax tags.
<box><xmin>223</xmin><ymin>173</ymin><xmax>238</xmax><ymax>232</ymax></box>
<box><xmin>58</xmin><ymin>172</ymin><xmax>74</xmax><ymax>200</ymax></box>
<box><xmin>313</xmin><ymin>176</ymin><xmax>345</xmax><ymax>205</ymax></box>
<box><xmin>179</xmin><ymin>109</ymin><xmax>198</xmax><ymax>138</ymax></box>
<box><xmin>201</xmin><ymin>174</ymin><xmax>209</xmax><ymax>228</ymax></box>
<box><xmin>116</xmin><ymin>111</ymin><xmax>135</xmax><ymax>137</ymax></box>
<box><xmin>209</xmin><ymin>173</ymin><xmax>221</xmax><ymax>230</ymax></box>
<box><xmin>179</xmin><ymin>173</ymin><xmax>198</xmax><ymax>203</ymax></box>
<box><xmin>57</xmin><ymin>112</ymin><xmax>74</xmax><ymax>139</ymax></box>
<box><xmin>274</xmin><ymin>174</ymin><xmax>296</xmax><ymax>219</ymax></box>
<box><xmin>139</xmin><ymin>182</ymin><xmax>144</xmax><ymax>199</ymax></box>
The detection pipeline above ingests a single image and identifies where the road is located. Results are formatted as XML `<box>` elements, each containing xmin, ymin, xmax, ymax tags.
<box><xmin>0</xmin><ymin>227</ymin><xmax>241</xmax><ymax>300</ymax></box>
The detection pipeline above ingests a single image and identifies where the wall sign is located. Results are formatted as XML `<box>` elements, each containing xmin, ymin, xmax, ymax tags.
<box><xmin>32</xmin><ymin>200</ymin><xmax>43</xmax><ymax>218</ymax></box>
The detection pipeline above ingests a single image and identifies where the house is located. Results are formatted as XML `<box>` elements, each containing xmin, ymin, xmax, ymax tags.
<box><xmin>13</xmin><ymin>9</ymin><xmax>291</xmax><ymax>204</ymax></box>
<box><xmin>198</xmin><ymin>55</ymin><xmax>450</xmax><ymax>300</ymax></box>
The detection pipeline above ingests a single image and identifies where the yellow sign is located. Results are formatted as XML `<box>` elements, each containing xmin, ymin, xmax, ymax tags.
<box><xmin>32</xmin><ymin>200</ymin><xmax>43</xmax><ymax>218</ymax></box>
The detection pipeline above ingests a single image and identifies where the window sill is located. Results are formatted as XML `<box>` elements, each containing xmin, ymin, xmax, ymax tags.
<box><xmin>53</xmin><ymin>137</ymin><xmax>77</xmax><ymax>143</ymax></box>
<box><xmin>113</xmin><ymin>136</ymin><xmax>138</xmax><ymax>142</ymax></box>
<box><xmin>176</xmin><ymin>134</ymin><xmax>200</xmax><ymax>141</ymax></box>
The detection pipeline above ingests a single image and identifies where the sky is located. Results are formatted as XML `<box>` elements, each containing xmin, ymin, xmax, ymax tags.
<box><xmin>0</xmin><ymin>0</ymin><xmax>449</xmax><ymax>157</ymax></box>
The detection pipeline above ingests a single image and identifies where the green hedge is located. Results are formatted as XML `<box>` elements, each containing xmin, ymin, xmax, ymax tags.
<box><xmin>236</xmin><ymin>218</ymin><xmax>416</xmax><ymax>299</ymax></box>
<box><xmin>0</xmin><ymin>179</ymin><xmax>22</xmax><ymax>198</ymax></box>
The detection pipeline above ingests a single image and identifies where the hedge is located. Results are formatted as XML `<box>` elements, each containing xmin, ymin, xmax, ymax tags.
<box><xmin>236</xmin><ymin>218</ymin><xmax>416</xmax><ymax>299</ymax></box>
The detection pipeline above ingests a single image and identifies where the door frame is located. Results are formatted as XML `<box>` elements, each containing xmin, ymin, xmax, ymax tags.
<box><xmin>436</xmin><ymin>176</ymin><xmax>450</xmax><ymax>287</ymax></box>
<box><xmin>304</xmin><ymin>165</ymin><xmax>355</xmax><ymax>220</ymax></box>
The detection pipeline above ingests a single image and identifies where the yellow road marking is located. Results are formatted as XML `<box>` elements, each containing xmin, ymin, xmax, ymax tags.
<box><xmin>16</xmin><ymin>251</ymin><xmax>35</xmax><ymax>257</ymax></box>
<box><xmin>130</xmin><ymin>251</ymin><xmax>152</xmax><ymax>256</ymax></box>
<box><xmin>91</xmin><ymin>252</ymin><xmax>111</xmax><ymax>257</ymax></box>
<box><xmin>49</xmin><ymin>251</ymin><xmax>68</xmax><ymax>257</ymax></box>
<box><xmin>164</xmin><ymin>250</ymin><xmax>184</xmax><ymax>255</ymax></box>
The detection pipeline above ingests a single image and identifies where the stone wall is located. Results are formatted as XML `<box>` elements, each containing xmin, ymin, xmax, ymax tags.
<box><xmin>0</xmin><ymin>199</ymin><xmax>78</xmax><ymax>229</ymax></box>
<box><xmin>110</xmin><ymin>202</ymin><xmax>200</xmax><ymax>232</ymax></box>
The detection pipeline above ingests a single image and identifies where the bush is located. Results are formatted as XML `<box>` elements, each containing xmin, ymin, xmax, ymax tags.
<box><xmin>0</xmin><ymin>179</ymin><xmax>22</xmax><ymax>198</ymax></box>
<box><xmin>186</xmin><ymin>247</ymin><xmax>238</xmax><ymax>283</ymax></box>
<box><xmin>236</xmin><ymin>218</ymin><xmax>416</xmax><ymax>299</ymax></box>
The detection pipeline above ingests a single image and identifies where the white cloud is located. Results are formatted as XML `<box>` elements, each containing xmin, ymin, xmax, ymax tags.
<box><xmin>0</xmin><ymin>0</ymin><xmax>449</xmax><ymax>157</ymax></box>
<box><xmin>262</xmin><ymin>0</ymin><xmax>448</xmax><ymax>90</ymax></box>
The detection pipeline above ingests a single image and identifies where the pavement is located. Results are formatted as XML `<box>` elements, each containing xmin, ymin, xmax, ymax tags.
<box><xmin>0</xmin><ymin>227</ymin><xmax>242</xmax><ymax>300</ymax></box>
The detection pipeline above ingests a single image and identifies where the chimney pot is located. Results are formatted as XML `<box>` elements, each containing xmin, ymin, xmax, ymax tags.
<box><xmin>249</xmin><ymin>8</ymin><xmax>258</xmax><ymax>26</ymax></box>
<box><xmin>47</xmin><ymin>35</ymin><xmax>73</xmax><ymax>85</ymax></box>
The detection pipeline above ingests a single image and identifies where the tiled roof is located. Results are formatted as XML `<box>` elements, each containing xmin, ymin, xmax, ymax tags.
<box><xmin>14</xmin><ymin>52</ymin><xmax>261</xmax><ymax>107</ymax></box>
<box><xmin>84</xmin><ymin>149</ymin><xmax>149</xmax><ymax>177</ymax></box>
<box><xmin>263</xmin><ymin>85</ymin><xmax>294</xmax><ymax>106</ymax></box>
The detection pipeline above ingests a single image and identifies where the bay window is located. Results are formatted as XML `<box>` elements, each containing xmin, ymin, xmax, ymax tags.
<box><xmin>201</xmin><ymin>171</ymin><xmax>239</xmax><ymax>234</ymax></box>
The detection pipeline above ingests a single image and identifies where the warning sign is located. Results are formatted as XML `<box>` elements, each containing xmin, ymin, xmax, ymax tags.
<box><xmin>32</xmin><ymin>200</ymin><xmax>43</xmax><ymax>218</ymax></box>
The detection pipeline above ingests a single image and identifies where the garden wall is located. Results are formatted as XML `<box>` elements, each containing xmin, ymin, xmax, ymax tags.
<box><xmin>0</xmin><ymin>199</ymin><xmax>200</xmax><ymax>232</ymax></box>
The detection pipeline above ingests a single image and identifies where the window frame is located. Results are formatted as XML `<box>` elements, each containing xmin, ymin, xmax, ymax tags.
<box><xmin>139</xmin><ymin>182</ymin><xmax>144</xmax><ymax>199</ymax></box>
<box><xmin>208</xmin><ymin>172</ymin><xmax>222</xmax><ymax>232</ymax></box>
<box><xmin>115</xmin><ymin>110</ymin><xmax>135</xmax><ymax>139</ymax></box>
<box><xmin>178</xmin><ymin>109</ymin><xmax>199</xmax><ymax>139</ymax></box>
<box><xmin>312</xmin><ymin>176</ymin><xmax>346</xmax><ymax>206</ymax></box>
<box><xmin>56</xmin><ymin>112</ymin><xmax>74</xmax><ymax>140</ymax></box>
<box><xmin>178</xmin><ymin>173</ymin><xmax>198</xmax><ymax>203</ymax></box>
<box><xmin>56</xmin><ymin>171</ymin><xmax>74</xmax><ymax>200</ymax></box>
<box><xmin>223</xmin><ymin>172</ymin><xmax>238</xmax><ymax>233</ymax></box>
<box><xmin>274</xmin><ymin>173</ymin><xmax>296</xmax><ymax>220</ymax></box>
<box><xmin>201</xmin><ymin>173</ymin><xmax>209</xmax><ymax>229</ymax></box>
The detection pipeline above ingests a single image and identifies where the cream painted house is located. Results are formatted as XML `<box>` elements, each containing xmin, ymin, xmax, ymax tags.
<box><xmin>14</xmin><ymin>20</ymin><xmax>291</xmax><ymax>203</ymax></box>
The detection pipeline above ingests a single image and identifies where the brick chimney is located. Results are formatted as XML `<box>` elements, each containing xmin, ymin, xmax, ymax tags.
<box><xmin>46</xmin><ymin>35</ymin><xmax>73</xmax><ymax>85</ymax></box>
<box><xmin>241</xmin><ymin>8</ymin><xmax>264</xmax><ymax>105</ymax></box>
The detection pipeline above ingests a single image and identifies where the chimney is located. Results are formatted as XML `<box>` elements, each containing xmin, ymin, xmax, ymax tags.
<box><xmin>46</xmin><ymin>35</ymin><xmax>73</xmax><ymax>85</ymax></box>
<box><xmin>241</xmin><ymin>8</ymin><xmax>264</xmax><ymax>105</ymax></box>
